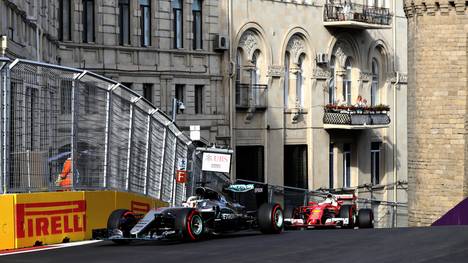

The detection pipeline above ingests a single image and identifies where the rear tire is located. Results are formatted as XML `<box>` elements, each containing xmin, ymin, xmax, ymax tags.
<box><xmin>258</xmin><ymin>203</ymin><xmax>283</xmax><ymax>234</ymax></box>
<box><xmin>338</xmin><ymin>205</ymin><xmax>354</xmax><ymax>228</ymax></box>
<box><xmin>174</xmin><ymin>208</ymin><xmax>204</xmax><ymax>241</ymax></box>
<box><xmin>357</xmin><ymin>208</ymin><xmax>374</xmax><ymax>228</ymax></box>
<box><xmin>107</xmin><ymin>209</ymin><xmax>136</xmax><ymax>245</ymax></box>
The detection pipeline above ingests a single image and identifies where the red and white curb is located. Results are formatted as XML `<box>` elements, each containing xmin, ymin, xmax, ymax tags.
<box><xmin>0</xmin><ymin>240</ymin><xmax>102</xmax><ymax>256</ymax></box>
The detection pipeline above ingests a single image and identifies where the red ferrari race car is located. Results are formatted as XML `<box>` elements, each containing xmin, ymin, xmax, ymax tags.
<box><xmin>284</xmin><ymin>191</ymin><xmax>374</xmax><ymax>229</ymax></box>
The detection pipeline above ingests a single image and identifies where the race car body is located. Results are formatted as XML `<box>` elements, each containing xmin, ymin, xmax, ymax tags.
<box><xmin>106</xmin><ymin>185</ymin><xmax>283</xmax><ymax>243</ymax></box>
<box><xmin>284</xmin><ymin>191</ymin><xmax>373</xmax><ymax>229</ymax></box>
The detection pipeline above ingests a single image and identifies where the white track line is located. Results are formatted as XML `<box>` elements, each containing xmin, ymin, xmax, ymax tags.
<box><xmin>0</xmin><ymin>240</ymin><xmax>102</xmax><ymax>256</ymax></box>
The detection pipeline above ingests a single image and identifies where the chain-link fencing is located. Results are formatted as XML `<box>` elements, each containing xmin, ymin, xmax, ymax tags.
<box><xmin>0</xmin><ymin>58</ymin><xmax>191</xmax><ymax>205</ymax></box>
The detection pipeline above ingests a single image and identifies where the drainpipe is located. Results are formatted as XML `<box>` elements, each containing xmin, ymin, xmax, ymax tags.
<box><xmin>392</xmin><ymin>0</ymin><xmax>398</xmax><ymax>228</ymax></box>
<box><xmin>228</xmin><ymin>0</ymin><xmax>234</xmax><ymax>182</ymax></box>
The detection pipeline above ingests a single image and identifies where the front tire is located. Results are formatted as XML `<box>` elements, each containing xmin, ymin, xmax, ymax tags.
<box><xmin>338</xmin><ymin>205</ymin><xmax>355</xmax><ymax>228</ymax></box>
<box><xmin>257</xmin><ymin>203</ymin><xmax>283</xmax><ymax>234</ymax></box>
<box><xmin>174</xmin><ymin>208</ymin><xmax>204</xmax><ymax>241</ymax></box>
<box><xmin>107</xmin><ymin>209</ymin><xmax>136</xmax><ymax>244</ymax></box>
<box><xmin>357</xmin><ymin>208</ymin><xmax>374</xmax><ymax>228</ymax></box>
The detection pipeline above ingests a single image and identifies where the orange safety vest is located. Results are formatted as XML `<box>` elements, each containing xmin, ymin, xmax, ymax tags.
<box><xmin>59</xmin><ymin>158</ymin><xmax>72</xmax><ymax>188</ymax></box>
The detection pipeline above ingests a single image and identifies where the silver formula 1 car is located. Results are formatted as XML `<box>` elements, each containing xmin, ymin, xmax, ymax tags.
<box><xmin>106</xmin><ymin>184</ymin><xmax>283</xmax><ymax>243</ymax></box>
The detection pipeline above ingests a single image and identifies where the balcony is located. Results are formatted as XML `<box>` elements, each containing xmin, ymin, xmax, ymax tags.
<box><xmin>236</xmin><ymin>83</ymin><xmax>268</xmax><ymax>110</ymax></box>
<box><xmin>323</xmin><ymin>104</ymin><xmax>390</xmax><ymax>129</ymax></box>
<box><xmin>323</xmin><ymin>1</ymin><xmax>392</xmax><ymax>29</ymax></box>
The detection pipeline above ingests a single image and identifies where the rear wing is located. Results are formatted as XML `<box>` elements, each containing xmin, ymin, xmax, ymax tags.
<box><xmin>334</xmin><ymin>194</ymin><xmax>356</xmax><ymax>201</ymax></box>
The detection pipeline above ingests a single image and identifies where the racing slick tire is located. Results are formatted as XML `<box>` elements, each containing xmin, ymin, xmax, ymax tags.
<box><xmin>338</xmin><ymin>205</ymin><xmax>355</xmax><ymax>229</ymax></box>
<box><xmin>258</xmin><ymin>203</ymin><xmax>284</xmax><ymax>234</ymax></box>
<box><xmin>357</xmin><ymin>208</ymin><xmax>374</xmax><ymax>229</ymax></box>
<box><xmin>107</xmin><ymin>209</ymin><xmax>137</xmax><ymax>244</ymax></box>
<box><xmin>283</xmin><ymin>206</ymin><xmax>298</xmax><ymax>230</ymax></box>
<box><xmin>174</xmin><ymin>208</ymin><xmax>204</xmax><ymax>241</ymax></box>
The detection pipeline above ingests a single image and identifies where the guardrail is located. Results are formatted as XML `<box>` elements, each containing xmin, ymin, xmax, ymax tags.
<box><xmin>0</xmin><ymin>57</ymin><xmax>192</xmax><ymax>205</ymax></box>
<box><xmin>235</xmin><ymin>83</ymin><xmax>268</xmax><ymax>109</ymax></box>
<box><xmin>324</xmin><ymin>1</ymin><xmax>391</xmax><ymax>26</ymax></box>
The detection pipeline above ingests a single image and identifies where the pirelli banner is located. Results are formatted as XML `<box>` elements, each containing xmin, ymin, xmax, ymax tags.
<box><xmin>0</xmin><ymin>191</ymin><xmax>167</xmax><ymax>251</ymax></box>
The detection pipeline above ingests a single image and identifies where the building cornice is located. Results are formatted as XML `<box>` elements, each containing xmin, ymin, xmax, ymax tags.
<box><xmin>404</xmin><ymin>0</ymin><xmax>467</xmax><ymax>18</ymax></box>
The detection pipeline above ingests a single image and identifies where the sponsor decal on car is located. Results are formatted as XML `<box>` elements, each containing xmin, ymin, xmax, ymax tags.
<box><xmin>227</xmin><ymin>184</ymin><xmax>255</xmax><ymax>193</ymax></box>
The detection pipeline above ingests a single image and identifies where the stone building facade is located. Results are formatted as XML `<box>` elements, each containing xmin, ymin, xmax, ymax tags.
<box><xmin>229</xmin><ymin>0</ymin><xmax>408</xmax><ymax>227</ymax></box>
<box><xmin>0</xmin><ymin>0</ymin><xmax>58</xmax><ymax>62</ymax></box>
<box><xmin>404</xmin><ymin>0</ymin><xmax>468</xmax><ymax>226</ymax></box>
<box><xmin>55</xmin><ymin>0</ymin><xmax>230</xmax><ymax>144</ymax></box>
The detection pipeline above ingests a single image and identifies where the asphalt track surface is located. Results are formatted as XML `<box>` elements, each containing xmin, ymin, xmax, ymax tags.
<box><xmin>3</xmin><ymin>226</ymin><xmax>468</xmax><ymax>263</ymax></box>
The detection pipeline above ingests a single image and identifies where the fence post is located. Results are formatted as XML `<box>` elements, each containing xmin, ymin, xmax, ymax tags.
<box><xmin>3</xmin><ymin>60</ymin><xmax>13</xmax><ymax>193</ymax></box>
<box><xmin>71</xmin><ymin>72</ymin><xmax>86</xmax><ymax>190</ymax></box>
<box><xmin>125</xmin><ymin>99</ymin><xmax>136</xmax><ymax>191</ymax></box>
<box><xmin>170</xmin><ymin>135</ymin><xmax>178</xmax><ymax>206</ymax></box>
<box><xmin>158</xmin><ymin>126</ymin><xmax>168</xmax><ymax>200</ymax></box>
<box><xmin>103</xmin><ymin>84</ymin><xmax>117</xmax><ymax>188</ymax></box>
<box><xmin>143</xmin><ymin>111</ymin><xmax>155</xmax><ymax>196</ymax></box>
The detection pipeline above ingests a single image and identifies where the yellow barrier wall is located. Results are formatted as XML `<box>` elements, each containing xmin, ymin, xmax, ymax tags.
<box><xmin>0</xmin><ymin>191</ymin><xmax>168</xmax><ymax>251</ymax></box>
<box><xmin>0</xmin><ymin>195</ymin><xmax>15</xmax><ymax>251</ymax></box>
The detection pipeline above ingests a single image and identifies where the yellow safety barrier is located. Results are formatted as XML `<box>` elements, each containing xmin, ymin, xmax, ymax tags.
<box><xmin>0</xmin><ymin>191</ymin><xmax>167</xmax><ymax>251</ymax></box>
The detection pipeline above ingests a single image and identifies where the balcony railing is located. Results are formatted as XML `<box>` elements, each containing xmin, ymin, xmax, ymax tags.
<box><xmin>324</xmin><ymin>1</ymin><xmax>391</xmax><ymax>29</ymax></box>
<box><xmin>323</xmin><ymin>105</ymin><xmax>390</xmax><ymax>129</ymax></box>
<box><xmin>235</xmin><ymin>83</ymin><xmax>268</xmax><ymax>110</ymax></box>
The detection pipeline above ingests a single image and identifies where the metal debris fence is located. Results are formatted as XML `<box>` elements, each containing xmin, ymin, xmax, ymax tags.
<box><xmin>0</xmin><ymin>58</ymin><xmax>192</xmax><ymax>205</ymax></box>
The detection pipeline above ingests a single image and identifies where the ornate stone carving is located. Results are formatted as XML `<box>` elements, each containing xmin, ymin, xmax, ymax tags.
<box><xmin>313</xmin><ymin>67</ymin><xmax>331</xmax><ymax>80</ymax></box>
<box><xmin>267</xmin><ymin>65</ymin><xmax>284</xmax><ymax>78</ymax></box>
<box><xmin>287</xmin><ymin>36</ymin><xmax>306</xmax><ymax>63</ymax></box>
<box><xmin>360</xmin><ymin>72</ymin><xmax>373</xmax><ymax>82</ymax></box>
<box><xmin>239</xmin><ymin>31</ymin><xmax>259</xmax><ymax>59</ymax></box>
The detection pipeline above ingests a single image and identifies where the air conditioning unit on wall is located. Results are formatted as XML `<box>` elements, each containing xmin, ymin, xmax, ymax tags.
<box><xmin>214</xmin><ymin>34</ymin><xmax>229</xmax><ymax>51</ymax></box>
<box><xmin>316</xmin><ymin>53</ymin><xmax>328</xmax><ymax>65</ymax></box>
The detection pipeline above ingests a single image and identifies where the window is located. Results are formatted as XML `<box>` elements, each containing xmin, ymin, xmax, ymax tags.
<box><xmin>119</xmin><ymin>0</ymin><xmax>130</xmax><ymax>45</ymax></box>
<box><xmin>175</xmin><ymin>84</ymin><xmax>185</xmax><ymax>114</ymax></box>
<box><xmin>140</xmin><ymin>0</ymin><xmax>151</xmax><ymax>47</ymax></box>
<box><xmin>343</xmin><ymin>143</ymin><xmax>351</xmax><ymax>187</ymax></box>
<box><xmin>251</xmin><ymin>50</ymin><xmax>260</xmax><ymax>105</ymax></box>
<box><xmin>371</xmin><ymin>142</ymin><xmax>381</xmax><ymax>185</ymax></box>
<box><xmin>83</xmin><ymin>0</ymin><xmax>95</xmax><ymax>43</ymax></box>
<box><xmin>236</xmin><ymin>146</ymin><xmax>264</xmax><ymax>183</ymax></box>
<box><xmin>143</xmin><ymin>83</ymin><xmax>153</xmax><ymax>103</ymax></box>
<box><xmin>284</xmin><ymin>52</ymin><xmax>290</xmax><ymax>108</ymax></box>
<box><xmin>172</xmin><ymin>0</ymin><xmax>183</xmax><ymax>48</ymax></box>
<box><xmin>235</xmin><ymin>50</ymin><xmax>245</xmax><ymax>107</ymax></box>
<box><xmin>328</xmin><ymin>56</ymin><xmax>336</xmax><ymax>104</ymax></box>
<box><xmin>343</xmin><ymin>58</ymin><xmax>352</xmax><ymax>104</ymax></box>
<box><xmin>371</xmin><ymin>59</ymin><xmax>379</xmax><ymax>106</ymax></box>
<box><xmin>296</xmin><ymin>55</ymin><xmax>305</xmax><ymax>108</ymax></box>
<box><xmin>284</xmin><ymin>145</ymin><xmax>308</xmax><ymax>189</ymax></box>
<box><xmin>192</xmin><ymin>0</ymin><xmax>202</xmax><ymax>49</ymax></box>
<box><xmin>195</xmin><ymin>85</ymin><xmax>203</xmax><ymax>114</ymax></box>
<box><xmin>59</xmin><ymin>0</ymin><xmax>72</xmax><ymax>41</ymax></box>
<box><xmin>329</xmin><ymin>143</ymin><xmax>334</xmax><ymax>189</ymax></box>
<box><xmin>60</xmin><ymin>80</ymin><xmax>72</xmax><ymax>114</ymax></box>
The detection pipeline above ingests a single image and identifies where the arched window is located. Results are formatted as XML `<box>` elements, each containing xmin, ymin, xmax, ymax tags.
<box><xmin>371</xmin><ymin>59</ymin><xmax>379</xmax><ymax>106</ymax></box>
<box><xmin>296</xmin><ymin>54</ymin><xmax>305</xmax><ymax>108</ymax></box>
<box><xmin>343</xmin><ymin>58</ymin><xmax>352</xmax><ymax>104</ymax></box>
<box><xmin>329</xmin><ymin>56</ymin><xmax>336</xmax><ymax>104</ymax></box>
<box><xmin>284</xmin><ymin>52</ymin><xmax>290</xmax><ymax>108</ymax></box>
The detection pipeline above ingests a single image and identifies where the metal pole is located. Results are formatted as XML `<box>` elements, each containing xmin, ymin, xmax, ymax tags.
<box><xmin>27</xmin><ymin>150</ymin><xmax>31</xmax><ymax>191</ymax></box>
<box><xmin>170</xmin><ymin>136</ymin><xmax>178</xmax><ymax>206</ymax></box>
<box><xmin>158</xmin><ymin>128</ymin><xmax>168</xmax><ymax>200</ymax></box>
<box><xmin>103</xmin><ymin>84</ymin><xmax>118</xmax><ymax>188</ymax></box>
<box><xmin>143</xmin><ymin>112</ymin><xmax>154</xmax><ymax>195</ymax></box>
<box><xmin>71</xmin><ymin>71</ymin><xmax>87</xmax><ymax>190</ymax></box>
<box><xmin>3</xmin><ymin>61</ymin><xmax>12</xmax><ymax>193</ymax></box>
<box><xmin>125</xmin><ymin>103</ymin><xmax>135</xmax><ymax>191</ymax></box>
